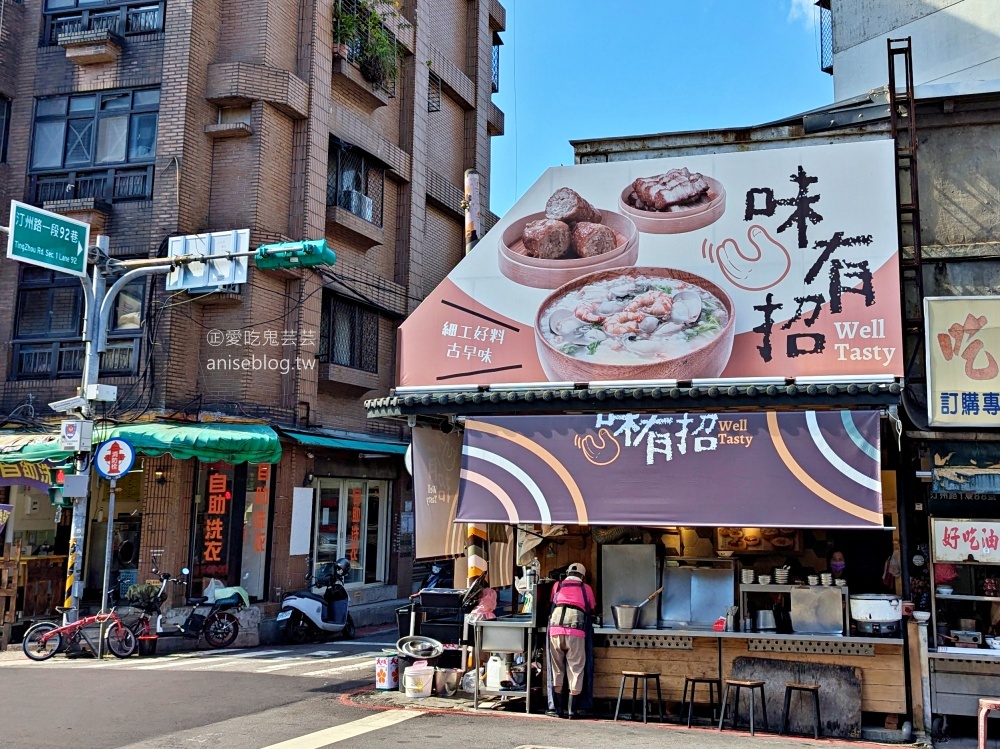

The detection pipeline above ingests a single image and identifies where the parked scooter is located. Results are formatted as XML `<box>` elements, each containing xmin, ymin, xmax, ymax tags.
<box><xmin>278</xmin><ymin>558</ymin><xmax>356</xmax><ymax>643</ymax></box>
<box><xmin>126</xmin><ymin>565</ymin><xmax>248</xmax><ymax>649</ymax></box>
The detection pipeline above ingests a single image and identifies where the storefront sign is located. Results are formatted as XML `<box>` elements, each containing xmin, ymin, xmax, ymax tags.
<box><xmin>346</xmin><ymin>485</ymin><xmax>363</xmax><ymax>564</ymax></box>
<box><xmin>457</xmin><ymin>410</ymin><xmax>883</xmax><ymax>528</ymax></box>
<box><xmin>412</xmin><ymin>427</ymin><xmax>464</xmax><ymax>559</ymax></box>
<box><xmin>251</xmin><ymin>465</ymin><xmax>270</xmax><ymax>553</ymax></box>
<box><xmin>398</xmin><ymin>140</ymin><xmax>902</xmax><ymax>386</ymax></box>
<box><xmin>932</xmin><ymin>518</ymin><xmax>1000</xmax><ymax>564</ymax></box>
<box><xmin>0</xmin><ymin>504</ymin><xmax>11</xmax><ymax>536</ymax></box>
<box><xmin>0</xmin><ymin>461</ymin><xmax>59</xmax><ymax>493</ymax></box>
<box><xmin>194</xmin><ymin>467</ymin><xmax>233</xmax><ymax>582</ymax></box>
<box><xmin>926</xmin><ymin>297</ymin><xmax>1000</xmax><ymax>426</ymax></box>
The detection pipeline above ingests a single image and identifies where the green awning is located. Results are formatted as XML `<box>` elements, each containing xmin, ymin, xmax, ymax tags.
<box><xmin>0</xmin><ymin>433</ymin><xmax>72</xmax><ymax>464</ymax></box>
<box><xmin>99</xmin><ymin>422</ymin><xmax>281</xmax><ymax>464</ymax></box>
<box><xmin>280</xmin><ymin>428</ymin><xmax>408</xmax><ymax>455</ymax></box>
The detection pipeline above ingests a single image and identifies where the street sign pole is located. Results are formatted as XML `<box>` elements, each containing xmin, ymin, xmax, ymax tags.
<box><xmin>97</xmin><ymin>477</ymin><xmax>116</xmax><ymax>659</ymax></box>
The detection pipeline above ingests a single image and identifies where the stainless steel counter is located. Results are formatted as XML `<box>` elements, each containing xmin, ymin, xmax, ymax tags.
<box><xmin>592</xmin><ymin>626</ymin><xmax>902</xmax><ymax>645</ymax></box>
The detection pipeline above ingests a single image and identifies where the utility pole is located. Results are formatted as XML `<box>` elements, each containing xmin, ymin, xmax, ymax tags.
<box><xmin>5</xmin><ymin>202</ymin><xmax>335</xmax><ymax>637</ymax></box>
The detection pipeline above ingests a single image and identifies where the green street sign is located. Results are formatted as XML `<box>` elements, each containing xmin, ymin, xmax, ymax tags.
<box><xmin>6</xmin><ymin>200</ymin><xmax>90</xmax><ymax>278</ymax></box>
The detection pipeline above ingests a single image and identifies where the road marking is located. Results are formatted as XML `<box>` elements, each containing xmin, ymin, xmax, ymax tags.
<box><xmin>135</xmin><ymin>648</ymin><xmax>284</xmax><ymax>670</ymax></box>
<box><xmin>298</xmin><ymin>658</ymin><xmax>376</xmax><ymax>677</ymax></box>
<box><xmin>305</xmin><ymin>650</ymin><xmax>342</xmax><ymax>658</ymax></box>
<box><xmin>254</xmin><ymin>658</ymin><xmax>312</xmax><ymax>673</ymax></box>
<box><xmin>260</xmin><ymin>710</ymin><xmax>421</xmax><ymax>749</ymax></box>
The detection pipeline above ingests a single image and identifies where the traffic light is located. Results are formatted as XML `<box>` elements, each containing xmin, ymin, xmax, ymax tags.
<box><xmin>49</xmin><ymin>468</ymin><xmax>72</xmax><ymax>507</ymax></box>
<box><xmin>255</xmin><ymin>239</ymin><xmax>337</xmax><ymax>270</ymax></box>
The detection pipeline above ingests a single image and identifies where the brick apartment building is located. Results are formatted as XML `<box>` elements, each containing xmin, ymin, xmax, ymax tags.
<box><xmin>0</xmin><ymin>0</ymin><xmax>505</xmax><ymax>635</ymax></box>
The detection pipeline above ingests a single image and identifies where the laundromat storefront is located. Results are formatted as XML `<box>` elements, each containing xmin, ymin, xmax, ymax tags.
<box><xmin>96</xmin><ymin>422</ymin><xmax>282</xmax><ymax>601</ymax></box>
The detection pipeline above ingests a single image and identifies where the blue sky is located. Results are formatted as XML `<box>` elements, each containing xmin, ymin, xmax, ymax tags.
<box><xmin>488</xmin><ymin>0</ymin><xmax>834</xmax><ymax>216</ymax></box>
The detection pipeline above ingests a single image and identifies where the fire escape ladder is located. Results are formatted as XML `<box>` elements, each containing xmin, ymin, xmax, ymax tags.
<box><xmin>888</xmin><ymin>37</ymin><xmax>925</xmax><ymax>383</ymax></box>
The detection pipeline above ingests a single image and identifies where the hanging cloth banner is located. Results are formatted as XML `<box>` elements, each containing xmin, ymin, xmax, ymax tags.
<box><xmin>457</xmin><ymin>410</ymin><xmax>883</xmax><ymax>529</ymax></box>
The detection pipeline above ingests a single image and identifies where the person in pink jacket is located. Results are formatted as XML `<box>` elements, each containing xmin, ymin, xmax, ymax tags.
<box><xmin>546</xmin><ymin>563</ymin><xmax>596</xmax><ymax>718</ymax></box>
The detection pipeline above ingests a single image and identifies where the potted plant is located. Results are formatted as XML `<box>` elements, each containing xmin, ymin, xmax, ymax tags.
<box><xmin>357</xmin><ymin>5</ymin><xmax>399</xmax><ymax>87</ymax></box>
<box><xmin>334</xmin><ymin>3</ymin><xmax>359</xmax><ymax>59</ymax></box>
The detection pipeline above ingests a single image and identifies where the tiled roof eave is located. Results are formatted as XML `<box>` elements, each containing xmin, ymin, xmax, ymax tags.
<box><xmin>365</xmin><ymin>382</ymin><xmax>902</xmax><ymax>421</ymax></box>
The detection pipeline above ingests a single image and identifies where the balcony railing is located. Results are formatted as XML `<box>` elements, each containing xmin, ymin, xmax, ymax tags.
<box><xmin>30</xmin><ymin>166</ymin><xmax>154</xmax><ymax>205</ymax></box>
<box><xmin>326</xmin><ymin>144</ymin><xmax>385</xmax><ymax>228</ymax></box>
<box><xmin>45</xmin><ymin>2</ymin><xmax>163</xmax><ymax>45</ymax></box>
<box><xmin>12</xmin><ymin>339</ymin><xmax>139</xmax><ymax>380</ymax></box>
<box><xmin>334</xmin><ymin>0</ymin><xmax>398</xmax><ymax>98</ymax></box>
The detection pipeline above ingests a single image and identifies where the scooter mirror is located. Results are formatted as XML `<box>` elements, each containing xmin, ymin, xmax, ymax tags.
<box><xmin>181</xmin><ymin>567</ymin><xmax>190</xmax><ymax>575</ymax></box>
<box><xmin>151</xmin><ymin>567</ymin><xmax>158</xmax><ymax>574</ymax></box>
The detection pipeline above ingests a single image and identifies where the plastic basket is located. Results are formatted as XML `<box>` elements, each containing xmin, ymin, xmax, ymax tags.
<box><xmin>118</xmin><ymin>569</ymin><xmax>139</xmax><ymax>597</ymax></box>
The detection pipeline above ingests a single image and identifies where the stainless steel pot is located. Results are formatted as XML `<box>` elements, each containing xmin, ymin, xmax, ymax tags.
<box><xmin>849</xmin><ymin>594</ymin><xmax>902</xmax><ymax>622</ymax></box>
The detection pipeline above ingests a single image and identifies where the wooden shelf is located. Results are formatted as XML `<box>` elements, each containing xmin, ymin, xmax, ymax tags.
<box><xmin>936</xmin><ymin>593</ymin><xmax>1000</xmax><ymax>602</ymax></box>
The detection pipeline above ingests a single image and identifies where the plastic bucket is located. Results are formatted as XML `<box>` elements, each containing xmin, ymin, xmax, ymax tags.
<box><xmin>137</xmin><ymin>635</ymin><xmax>158</xmax><ymax>657</ymax></box>
<box><xmin>403</xmin><ymin>664</ymin><xmax>435</xmax><ymax>698</ymax></box>
<box><xmin>375</xmin><ymin>655</ymin><xmax>399</xmax><ymax>690</ymax></box>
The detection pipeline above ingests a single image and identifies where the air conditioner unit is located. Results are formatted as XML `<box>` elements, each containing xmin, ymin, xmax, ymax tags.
<box><xmin>339</xmin><ymin>189</ymin><xmax>374</xmax><ymax>222</ymax></box>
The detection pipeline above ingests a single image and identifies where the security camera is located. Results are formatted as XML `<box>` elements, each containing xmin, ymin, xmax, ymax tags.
<box><xmin>48</xmin><ymin>396</ymin><xmax>89</xmax><ymax>413</ymax></box>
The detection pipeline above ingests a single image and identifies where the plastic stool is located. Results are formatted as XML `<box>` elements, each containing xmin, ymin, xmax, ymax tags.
<box><xmin>718</xmin><ymin>679</ymin><xmax>769</xmax><ymax>736</ymax></box>
<box><xmin>780</xmin><ymin>682</ymin><xmax>821</xmax><ymax>739</ymax></box>
<box><xmin>682</xmin><ymin>676</ymin><xmax>721</xmax><ymax>727</ymax></box>
<box><xmin>614</xmin><ymin>671</ymin><xmax>665</xmax><ymax>724</ymax></box>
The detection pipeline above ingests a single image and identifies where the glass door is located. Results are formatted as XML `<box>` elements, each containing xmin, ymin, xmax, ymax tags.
<box><xmin>313</xmin><ymin>480</ymin><xmax>342</xmax><ymax>579</ymax></box>
<box><xmin>311</xmin><ymin>478</ymin><xmax>390</xmax><ymax>585</ymax></box>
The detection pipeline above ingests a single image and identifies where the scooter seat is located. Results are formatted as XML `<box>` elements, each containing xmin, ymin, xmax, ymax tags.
<box><xmin>186</xmin><ymin>596</ymin><xmax>209</xmax><ymax>605</ymax></box>
<box><xmin>291</xmin><ymin>591</ymin><xmax>327</xmax><ymax>606</ymax></box>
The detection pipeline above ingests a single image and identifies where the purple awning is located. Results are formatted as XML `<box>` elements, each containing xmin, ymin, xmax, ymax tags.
<box><xmin>457</xmin><ymin>410</ymin><xmax>883</xmax><ymax>529</ymax></box>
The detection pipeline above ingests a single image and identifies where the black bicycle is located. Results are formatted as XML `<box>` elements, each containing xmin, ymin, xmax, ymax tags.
<box><xmin>124</xmin><ymin>567</ymin><xmax>244</xmax><ymax>650</ymax></box>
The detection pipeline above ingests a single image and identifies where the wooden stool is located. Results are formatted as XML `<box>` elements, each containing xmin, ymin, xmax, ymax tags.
<box><xmin>718</xmin><ymin>679</ymin><xmax>769</xmax><ymax>736</ymax></box>
<box><xmin>682</xmin><ymin>676</ymin><xmax>721</xmax><ymax>727</ymax></box>
<box><xmin>614</xmin><ymin>670</ymin><xmax>664</xmax><ymax>724</ymax></box>
<box><xmin>780</xmin><ymin>682</ymin><xmax>821</xmax><ymax>739</ymax></box>
<box><xmin>978</xmin><ymin>697</ymin><xmax>1000</xmax><ymax>749</ymax></box>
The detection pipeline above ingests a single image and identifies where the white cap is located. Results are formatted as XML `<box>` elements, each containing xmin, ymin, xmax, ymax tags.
<box><xmin>567</xmin><ymin>562</ymin><xmax>586</xmax><ymax>579</ymax></box>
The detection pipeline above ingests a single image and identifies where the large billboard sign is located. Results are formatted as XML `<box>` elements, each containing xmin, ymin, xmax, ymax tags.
<box><xmin>398</xmin><ymin>140</ymin><xmax>902</xmax><ymax>387</ymax></box>
<box><xmin>926</xmin><ymin>296</ymin><xmax>1000</xmax><ymax>427</ymax></box>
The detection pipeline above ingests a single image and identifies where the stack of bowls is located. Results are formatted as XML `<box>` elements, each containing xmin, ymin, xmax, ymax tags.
<box><xmin>758</xmin><ymin>575</ymin><xmax>772</xmax><ymax>585</ymax></box>
<box><xmin>835</xmin><ymin>578</ymin><xmax>848</xmax><ymax>587</ymax></box>
<box><xmin>821</xmin><ymin>573</ymin><xmax>834</xmax><ymax>586</ymax></box>
<box><xmin>742</xmin><ymin>569</ymin><xmax>757</xmax><ymax>585</ymax></box>
<box><xmin>807</xmin><ymin>575</ymin><xmax>820</xmax><ymax>586</ymax></box>
<box><xmin>774</xmin><ymin>568</ymin><xmax>790</xmax><ymax>585</ymax></box>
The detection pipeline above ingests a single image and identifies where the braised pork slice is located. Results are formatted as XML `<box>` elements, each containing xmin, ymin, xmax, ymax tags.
<box><xmin>522</xmin><ymin>219</ymin><xmax>572</xmax><ymax>259</ymax></box>
<box><xmin>572</xmin><ymin>222</ymin><xmax>616</xmax><ymax>258</ymax></box>
<box><xmin>545</xmin><ymin>187</ymin><xmax>602</xmax><ymax>224</ymax></box>
<box><xmin>632</xmin><ymin>168</ymin><xmax>709</xmax><ymax>211</ymax></box>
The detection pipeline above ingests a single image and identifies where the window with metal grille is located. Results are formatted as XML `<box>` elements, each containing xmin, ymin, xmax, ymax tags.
<box><xmin>326</xmin><ymin>140</ymin><xmax>385</xmax><ymax>227</ymax></box>
<box><xmin>319</xmin><ymin>292</ymin><xmax>379</xmax><ymax>373</ymax></box>
<box><xmin>43</xmin><ymin>1</ymin><xmax>165</xmax><ymax>44</ymax></box>
<box><xmin>12</xmin><ymin>265</ymin><xmax>144</xmax><ymax>379</ymax></box>
<box><xmin>428</xmin><ymin>73</ymin><xmax>442</xmax><ymax>112</ymax></box>
<box><xmin>819</xmin><ymin>4</ymin><xmax>833</xmax><ymax>74</ymax></box>
<box><xmin>491</xmin><ymin>35</ymin><xmax>501</xmax><ymax>93</ymax></box>
<box><xmin>0</xmin><ymin>97</ymin><xmax>9</xmax><ymax>163</ymax></box>
<box><xmin>29</xmin><ymin>87</ymin><xmax>158</xmax><ymax>205</ymax></box>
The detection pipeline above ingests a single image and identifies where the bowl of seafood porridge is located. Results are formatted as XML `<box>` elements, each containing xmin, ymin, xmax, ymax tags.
<box><xmin>534</xmin><ymin>267</ymin><xmax>736</xmax><ymax>381</ymax></box>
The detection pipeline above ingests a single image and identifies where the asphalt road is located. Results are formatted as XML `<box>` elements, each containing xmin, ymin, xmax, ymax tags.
<box><xmin>1</xmin><ymin>633</ymin><xmax>890</xmax><ymax>749</ymax></box>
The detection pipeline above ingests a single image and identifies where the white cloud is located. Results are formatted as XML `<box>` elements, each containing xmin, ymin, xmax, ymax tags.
<box><xmin>788</xmin><ymin>0</ymin><xmax>818</xmax><ymax>31</ymax></box>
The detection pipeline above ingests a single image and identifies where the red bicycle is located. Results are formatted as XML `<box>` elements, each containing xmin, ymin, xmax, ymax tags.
<box><xmin>22</xmin><ymin>607</ymin><xmax>137</xmax><ymax>661</ymax></box>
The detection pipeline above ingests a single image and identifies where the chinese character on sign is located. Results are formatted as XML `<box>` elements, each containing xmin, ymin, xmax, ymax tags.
<box><xmin>744</xmin><ymin>165</ymin><xmax>823</xmax><ymax>249</ymax></box>
<box><xmin>941</xmin><ymin>392</ymin><xmax>959</xmax><ymax>415</ymax></box>
<box><xmin>943</xmin><ymin>525</ymin><xmax>960</xmax><ymax>550</ymax></box>
<box><xmin>962</xmin><ymin>392</ymin><xmax>980</xmax><ymax>416</ymax></box>
<box><xmin>938</xmin><ymin>314</ymin><xmax>999</xmax><ymax>381</ymax></box>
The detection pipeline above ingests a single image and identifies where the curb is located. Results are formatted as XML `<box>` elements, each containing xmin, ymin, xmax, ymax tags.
<box><xmin>336</xmin><ymin>689</ymin><xmax>904</xmax><ymax>745</ymax></box>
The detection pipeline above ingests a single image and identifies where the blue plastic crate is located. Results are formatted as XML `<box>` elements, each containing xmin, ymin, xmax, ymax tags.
<box><xmin>118</xmin><ymin>569</ymin><xmax>139</xmax><ymax>597</ymax></box>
